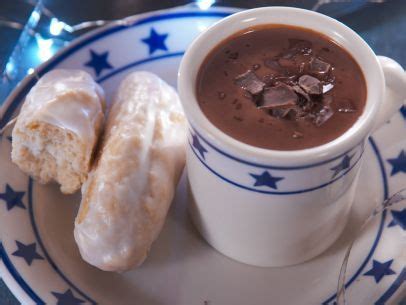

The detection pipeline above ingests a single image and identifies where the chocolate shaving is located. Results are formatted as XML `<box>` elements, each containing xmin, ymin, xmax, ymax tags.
<box><xmin>323</xmin><ymin>83</ymin><xmax>334</xmax><ymax>93</ymax></box>
<box><xmin>231</xmin><ymin>42</ymin><xmax>337</xmax><ymax>126</ymax></box>
<box><xmin>259</xmin><ymin>83</ymin><xmax>298</xmax><ymax>109</ymax></box>
<box><xmin>298</xmin><ymin>75</ymin><xmax>323</xmax><ymax>95</ymax></box>
<box><xmin>271</xmin><ymin>108</ymin><xmax>295</xmax><ymax>118</ymax></box>
<box><xmin>234</xmin><ymin>70</ymin><xmax>266</xmax><ymax>95</ymax></box>
<box><xmin>280</xmin><ymin>48</ymin><xmax>298</xmax><ymax>59</ymax></box>
<box><xmin>278</xmin><ymin>58</ymin><xmax>297</xmax><ymax>69</ymax></box>
<box><xmin>274</xmin><ymin>74</ymin><xmax>298</xmax><ymax>85</ymax></box>
<box><xmin>292</xmin><ymin>85</ymin><xmax>310</xmax><ymax>101</ymax></box>
<box><xmin>309</xmin><ymin>57</ymin><xmax>331</xmax><ymax>76</ymax></box>
<box><xmin>264</xmin><ymin>59</ymin><xmax>281</xmax><ymax>72</ymax></box>
<box><xmin>314</xmin><ymin>105</ymin><xmax>334</xmax><ymax>126</ymax></box>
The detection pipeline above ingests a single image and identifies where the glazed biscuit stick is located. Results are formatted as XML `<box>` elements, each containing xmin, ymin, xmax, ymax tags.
<box><xmin>74</xmin><ymin>71</ymin><xmax>186</xmax><ymax>271</ymax></box>
<box><xmin>11</xmin><ymin>69</ymin><xmax>105</xmax><ymax>194</ymax></box>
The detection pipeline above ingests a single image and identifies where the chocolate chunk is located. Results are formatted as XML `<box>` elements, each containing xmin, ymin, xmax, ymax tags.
<box><xmin>234</xmin><ymin>70</ymin><xmax>266</xmax><ymax>95</ymax></box>
<box><xmin>274</xmin><ymin>74</ymin><xmax>298</xmax><ymax>85</ymax></box>
<box><xmin>314</xmin><ymin>105</ymin><xmax>334</xmax><ymax>126</ymax></box>
<box><xmin>271</xmin><ymin>108</ymin><xmax>294</xmax><ymax>118</ymax></box>
<box><xmin>309</xmin><ymin>57</ymin><xmax>331</xmax><ymax>76</ymax></box>
<box><xmin>298</xmin><ymin>75</ymin><xmax>322</xmax><ymax>95</ymax></box>
<box><xmin>292</xmin><ymin>85</ymin><xmax>310</xmax><ymax>101</ymax></box>
<box><xmin>259</xmin><ymin>83</ymin><xmax>298</xmax><ymax>109</ymax></box>
<box><xmin>278</xmin><ymin>58</ymin><xmax>296</xmax><ymax>69</ymax></box>
<box><xmin>280</xmin><ymin>48</ymin><xmax>298</xmax><ymax>59</ymax></box>
<box><xmin>264</xmin><ymin>59</ymin><xmax>281</xmax><ymax>71</ymax></box>
<box><xmin>262</xmin><ymin>74</ymin><xmax>275</xmax><ymax>85</ymax></box>
<box><xmin>322</xmin><ymin>83</ymin><xmax>334</xmax><ymax>93</ymax></box>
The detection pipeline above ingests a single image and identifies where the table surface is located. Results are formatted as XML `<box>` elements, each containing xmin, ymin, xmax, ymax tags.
<box><xmin>0</xmin><ymin>1</ymin><xmax>405</xmax><ymax>304</ymax></box>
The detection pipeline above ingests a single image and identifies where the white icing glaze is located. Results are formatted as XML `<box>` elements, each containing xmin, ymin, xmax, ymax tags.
<box><xmin>19</xmin><ymin>69</ymin><xmax>105</xmax><ymax>141</ymax></box>
<box><xmin>74</xmin><ymin>71</ymin><xmax>186</xmax><ymax>271</ymax></box>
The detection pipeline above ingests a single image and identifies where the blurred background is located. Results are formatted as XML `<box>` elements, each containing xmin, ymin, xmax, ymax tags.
<box><xmin>0</xmin><ymin>0</ymin><xmax>405</xmax><ymax>303</ymax></box>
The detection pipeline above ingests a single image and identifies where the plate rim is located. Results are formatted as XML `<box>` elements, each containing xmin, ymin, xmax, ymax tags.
<box><xmin>0</xmin><ymin>5</ymin><xmax>403</xmax><ymax>305</ymax></box>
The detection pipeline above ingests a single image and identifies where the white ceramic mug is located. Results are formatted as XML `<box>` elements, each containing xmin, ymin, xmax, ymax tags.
<box><xmin>178</xmin><ymin>7</ymin><xmax>406</xmax><ymax>267</ymax></box>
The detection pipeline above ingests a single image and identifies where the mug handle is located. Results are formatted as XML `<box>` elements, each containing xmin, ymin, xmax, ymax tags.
<box><xmin>373</xmin><ymin>56</ymin><xmax>406</xmax><ymax>131</ymax></box>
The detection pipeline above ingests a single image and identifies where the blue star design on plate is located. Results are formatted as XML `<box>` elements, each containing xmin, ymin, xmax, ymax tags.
<box><xmin>192</xmin><ymin>134</ymin><xmax>208</xmax><ymax>160</ymax></box>
<box><xmin>12</xmin><ymin>241</ymin><xmax>43</xmax><ymax>265</ymax></box>
<box><xmin>330</xmin><ymin>154</ymin><xmax>353</xmax><ymax>179</ymax></box>
<box><xmin>141</xmin><ymin>28</ymin><xmax>169</xmax><ymax>55</ymax></box>
<box><xmin>84</xmin><ymin>50</ymin><xmax>113</xmax><ymax>77</ymax></box>
<box><xmin>401</xmin><ymin>105</ymin><xmax>406</xmax><ymax>120</ymax></box>
<box><xmin>52</xmin><ymin>289</ymin><xmax>85</xmax><ymax>305</ymax></box>
<box><xmin>387</xmin><ymin>150</ymin><xmax>406</xmax><ymax>176</ymax></box>
<box><xmin>388</xmin><ymin>208</ymin><xmax>406</xmax><ymax>230</ymax></box>
<box><xmin>0</xmin><ymin>184</ymin><xmax>26</xmax><ymax>210</ymax></box>
<box><xmin>363</xmin><ymin>259</ymin><xmax>396</xmax><ymax>283</ymax></box>
<box><xmin>250</xmin><ymin>171</ymin><xmax>284</xmax><ymax>190</ymax></box>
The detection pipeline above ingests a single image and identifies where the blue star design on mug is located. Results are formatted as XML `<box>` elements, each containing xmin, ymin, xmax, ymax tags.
<box><xmin>363</xmin><ymin>259</ymin><xmax>396</xmax><ymax>283</ymax></box>
<box><xmin>141</xmin><ymin>28</ymin><xmax>169</xmax><ymax>55</ymax></box>
<box><xmin>250</xmin><ymin>171</ymin><xmax>284</xmax><ymax>190</ymax></box>
<box><xmin>12</xmin><ymin>241</ymin><xmax>43</xmax><ymax>266</ymax></box>
<box><xmin>388</xmin><ymin>208</ymin><xmax>406</xmax><ymax>230</ymax></box>
<box><xmin>400</xmin><ymin>105</ymin><xmax>406</xmax><ymax>120</ymax></box>
<box><xmin>192</xmin><ymin>134</ymin><xmax>208</xmax><ymax>160</ymax></box>
<box><xmin>0</xmin><ymin>184</ymin><xmax>26</xmax><ymax>210</ymax></box>
<box><xmin>387</xmin><ymin>150</ymin><xmax>406</xmax><ymax>176</ymax></box>
<box><xmin>84</xmin><ymin>49</ymin><xmax>114</xmax><ymax>77</ymax></box>
<box><xmin>330</xmin><ymin>154</ymin><xmax>353</xmax><ymax>179</ymax></box>
<box><xmin>52</xmin><ymin>289</ymin><xmax>85</xmax><ymax>305</ymax></box>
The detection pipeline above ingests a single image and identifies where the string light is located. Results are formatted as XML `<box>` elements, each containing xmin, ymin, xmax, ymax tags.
<box><xmin>35</xmin><ymin>33</ymin><xmax>54</xmax><ymax>61</ymax></box>
<box><xmin>196</xmin><ymin>0</ymin><xmax>215</xmax><ymax>10</ymax></box>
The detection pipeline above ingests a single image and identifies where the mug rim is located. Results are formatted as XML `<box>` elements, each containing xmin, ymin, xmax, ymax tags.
<box><xmin>178</xmin><ymin>6</ymin><xmax>385</xmax><ymax>166</ymax></box>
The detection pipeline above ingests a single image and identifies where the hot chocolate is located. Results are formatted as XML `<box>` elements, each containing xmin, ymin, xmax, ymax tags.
<box><xmin>196</xmin><ymin>25</ymin><xmax>367</xmax><ymax>150</ymax></box>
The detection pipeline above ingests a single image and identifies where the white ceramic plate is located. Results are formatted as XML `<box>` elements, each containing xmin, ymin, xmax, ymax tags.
<box><xmin>0</xmin><ymin>6</ymin><xmax>405</xmax><ymax>305</ymax></box>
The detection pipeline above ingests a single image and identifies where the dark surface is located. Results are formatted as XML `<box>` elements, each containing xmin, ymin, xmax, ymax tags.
<box><xmin>0</xmin><ymin>0</ymin><xmax>405</xmax><ymax>304</ymax></box>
